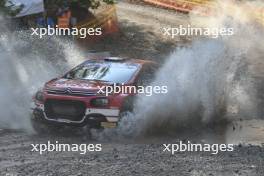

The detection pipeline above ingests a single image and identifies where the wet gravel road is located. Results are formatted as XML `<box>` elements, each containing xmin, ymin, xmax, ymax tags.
<box><xmin>0</xmin><ymin>129</ymin><xmax>264</xmax><ymax>176</ymax></box>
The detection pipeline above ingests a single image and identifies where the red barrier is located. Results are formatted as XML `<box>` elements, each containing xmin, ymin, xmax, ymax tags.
<box><xmin>143</xmin><ymin>0</ymin><xmax>214</xmax><ymax>14</ymax></box>
<box><xmin>143</xmin><ymin>0</ymin><xmax>264</xmax><ymax>25</ymax></box>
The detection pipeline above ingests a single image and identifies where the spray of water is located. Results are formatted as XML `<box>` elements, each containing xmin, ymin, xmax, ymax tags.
<box><xmin>94</xmin><ymin>0</ymin><xmax>264</xmax><ymax>139</ymax></box>
<box><xmin>0</xmin><ymin>16</ymin><xmax>85</xmax><ymax>131</ymax></box>
<box><xmin>0</xmin><ymin>0</ymin><xmax>263</xmax><ymax>138</ymax></box>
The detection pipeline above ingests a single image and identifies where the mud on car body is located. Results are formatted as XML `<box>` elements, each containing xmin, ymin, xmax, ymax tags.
<box><xmin>31</xmin><ymin>57</ymin><xmax>158</xmax><ymax>132</ymax></box>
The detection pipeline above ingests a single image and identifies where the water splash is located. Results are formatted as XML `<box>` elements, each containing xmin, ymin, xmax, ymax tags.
<box><xmin>0</xmin><ymin>21</ymin><xmax>85</xmax><ymax>131</ymax></box>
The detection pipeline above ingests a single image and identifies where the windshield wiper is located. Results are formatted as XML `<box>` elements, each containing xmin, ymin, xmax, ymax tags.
<box><xmin>87</xmin><ymin>79</ymin><xmax>111</xmax><ymax>82</ymax></box>
<box><xmin>64</xmin><ymin>76</ymin><xmax>74</xmax><ymax>79</ymax></box>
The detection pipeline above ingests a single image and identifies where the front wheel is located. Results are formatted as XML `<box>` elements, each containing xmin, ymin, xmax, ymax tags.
<box><xmin>30</xmin><ymin>114</ymin><xmax>61</xmax><ymax>134</ymax></box>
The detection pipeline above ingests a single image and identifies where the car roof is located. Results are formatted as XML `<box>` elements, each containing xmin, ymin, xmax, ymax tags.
<box><xmin>83</xmin><ymin>57</ymin><xmax>157</xmax><ymax>66</ymax></box>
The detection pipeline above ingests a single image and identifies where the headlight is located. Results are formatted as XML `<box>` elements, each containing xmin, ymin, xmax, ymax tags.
<box><xmin>35</xmin><ymin>91</ymin><xmax>44</xmax><ymax>102</ymax></box>
<box><xmin>91</xmin><ymin>98</ymin><xmax>109</xmax><ymax>107</ymax></box>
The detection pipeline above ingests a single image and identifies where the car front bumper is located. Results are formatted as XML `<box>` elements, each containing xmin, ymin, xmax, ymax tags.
<box><xmin>31</xmin><ymin>102</ymin><xmax>120</xmax><ymax>128</ymax></box>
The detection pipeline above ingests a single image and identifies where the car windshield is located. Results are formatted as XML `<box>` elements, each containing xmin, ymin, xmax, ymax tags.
<box><xmin>65</xmin><ymin>62</ymin><xmax>140</xmax><ymax>83</ymax></box>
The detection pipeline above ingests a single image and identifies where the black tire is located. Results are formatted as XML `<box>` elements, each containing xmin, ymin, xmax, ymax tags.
<box><xmin>30</xmin><ymin>114</ymin><xmax>61</xmax><ymax>134</ymax></box>
<box><xmin>118</xmin><ymin>96</ymin><xmax>135</xmax><ymax>122</ymax></box>
<box><xmin>120</xmin><ymin>96</ymin><xmax>134</xmax><ymax>114</ymax></box>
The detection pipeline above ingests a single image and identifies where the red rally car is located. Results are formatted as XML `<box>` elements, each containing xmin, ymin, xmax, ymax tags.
<box><xmin>31</xmin><ymin>57</ymin><xmax>157</xmax><ymax>132</ymax></box>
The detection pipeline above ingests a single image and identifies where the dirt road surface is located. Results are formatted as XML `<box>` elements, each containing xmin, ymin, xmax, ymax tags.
<box><xmin>0</xmin><ymin>129</ymin><xmax>264</xmax><ymax>176</ymax></box>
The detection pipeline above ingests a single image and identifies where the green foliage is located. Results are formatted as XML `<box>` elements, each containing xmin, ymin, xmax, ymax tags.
<box><xmin>0</xmin><ymin>0</ymin><xmax>23</xmax><ymax>16</ymax></box>
<box><xmin>103</xmin><ymin>0</ymin><xmax>115</xmax><ymax>4</ymax></box>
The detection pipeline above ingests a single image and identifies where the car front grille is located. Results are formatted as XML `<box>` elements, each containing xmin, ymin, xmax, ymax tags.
<box><xmin>45</xmin><ymin>88</ymin><xmax>96</xmax><ymax>96</ymax></box>
<box><xmin>44</xmin><ymin>99</ymin><xmax>86</xmax><ymax>121</ymax></box>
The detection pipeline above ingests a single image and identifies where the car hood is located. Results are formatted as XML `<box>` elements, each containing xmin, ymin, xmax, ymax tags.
<box><xmin>45</xmin><ymin>78</ymin><xmax>112</xmax><ymax>91</ymax></box>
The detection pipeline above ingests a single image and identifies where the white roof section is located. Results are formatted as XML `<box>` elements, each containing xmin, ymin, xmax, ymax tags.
<box><xmin>13</xmin><ymin>0</ymin><xmax>44</xmax><ymax>17</ymax></box>
<box><xmin>12</xmin><ymin>0</ymin><xmax>41</xmax><ymax>5</ymax></box>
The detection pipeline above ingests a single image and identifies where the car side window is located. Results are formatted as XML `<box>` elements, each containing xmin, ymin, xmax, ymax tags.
<box><xmin>136</xmin><ymin>64</ymin><xmax>158</xmax><ymax>86</ymax></box>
